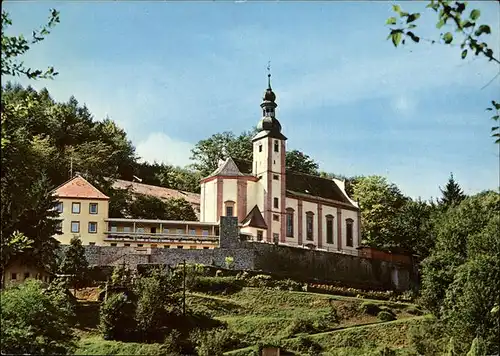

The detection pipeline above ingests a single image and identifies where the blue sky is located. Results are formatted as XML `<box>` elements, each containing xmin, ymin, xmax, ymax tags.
<box><xmin>3</xmin><ymin>1</ymin><xmax>499</xmax><ymax>199</ymax></box>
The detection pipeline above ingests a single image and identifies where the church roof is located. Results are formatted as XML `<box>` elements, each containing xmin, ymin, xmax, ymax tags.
<box><xmin>206</xmin><ymin>157</ymin><xmax>249</xmax><ymax>178</ymax></box>
<box><xmin>52</xmin><ymin>175</ymin><xmax>110</xmax><ymax>200</ymax></box>
<box><xmin>232</xmin><ymin>158</ymin><xmax>354</xmax><ymax>206</ymax></box>
<box><xmin>241</xmin><ymin>205</ymin><xmax>268</xmax><ymax>229</ymax></box>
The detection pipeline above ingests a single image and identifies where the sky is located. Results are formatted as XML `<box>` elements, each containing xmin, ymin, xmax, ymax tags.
<box><xmin>3</xmin><ymin>1</ymin><xmax>499</xmax><ymax>200</ymax></box>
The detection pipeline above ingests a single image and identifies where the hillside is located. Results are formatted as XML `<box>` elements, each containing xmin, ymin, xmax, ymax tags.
<box><xmin>74</xmin><ymin>286</ymin><xmax>428</xmax><ymax>355</ymax></box>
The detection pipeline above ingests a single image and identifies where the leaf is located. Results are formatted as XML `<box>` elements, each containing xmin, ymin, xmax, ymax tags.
<box><xmin>408</xmin><ymin>24</ymin><xmax>417</xmax><ymax>29</ymax></box>
<box><xmin>470</xmin><ymin>9</ymin><xmax>480</xmax><ymax>21</ymax></box>
<box><xmin>462</xmin><ymin>20</ymin><xmax>474</xmax><ymax>28</ymax></box>
<box><xmin>436</xmin><ymin>18</ymin><xmax>446</xmax><ymax>29</ymax></box>
<box><xmin>461</xmin><ymin>49</ymin><xmax>468</xmax><ymax>59</ymax></box>
<box><xmin>474</xmin><ymin>25</ymin><xmax>491</xmax><ymax>36</ymax></box>
<box><xmin>493</xmin><ymin>101</ymin><xmax>500</xmax><ymax>110</ymax></box>
<box><xmin>407</xmin><ymin>31</ymin><xmax>420</xmax><ymax>43</ymax></box>
<box><xmin>406</xmin><ymin>13</ymin><xmax>421</xmax><ymax>23</ymax></box>
<box><xmin>491</xmin><ymin>126</ymin><xmax>499</xmax><ymax>132</ymax></box>
<box><xmin>392</xmin><ymin>32</ymin><xmax>403</xmax><ymax>47</ymax></box>
<box><xmin>386</xmin><ymin>17</ymin><xmax>397</xmax><ymax>25</ymax></box>
<box><xmin>443</xmin><ymin>32</ymin><xmax>453</xmax><ymax>44</ymax></box>
<box><xmin>392</xmin><ymin>4</ymin><xmax>402</xmax><ymax>14</ymax></box>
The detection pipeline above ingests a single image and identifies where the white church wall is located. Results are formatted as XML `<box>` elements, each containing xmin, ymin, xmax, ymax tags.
<box><xmin>200</xmin><ymin>180</ymin><xmax>217</xmax><ymax>222</ymax></box>
<box><xmin>302</xmin><ymin>200</ymin><xmax>319</xmax><ymax>246</ymax></box>
<box><xmin>322</xmin><ymin>204</ymin><xmax>338</xmax><ymax>250</ymax></box>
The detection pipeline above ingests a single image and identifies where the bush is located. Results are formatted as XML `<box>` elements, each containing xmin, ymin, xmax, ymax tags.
<box><xmin>99</xmin><ymin>292</ymin><xmax>136</xmax><ymax>341</ymax></box>
<box><xmin>406</xmin><ymin>306</ymin><xmax>423</xmax><ymax>315</ymax></box>
<box><xmin>191</xmin><ymin>328</ymin><xmax>242</xmax><ymax>356</ymax></box>
<box><xmin>294</xmin><ymin>335</ymin><xmax>323</xmax><ymax>355</ymax></box>
<box><xmin>377</xmin><ymin>311</ymin><xmax>396</xmax><ymax>322</ymax></box>
<box><xmin>190</xmin><ymin>276</ymin><xmax>242</xmax><ymax>295</ymax></box>
<box><xmin>275</xmin><ymin>278</ymin><xmax>302</xmax><ymax>291</ymax></box>
<box><xmin>161</xmin><ymin>329</ymin><xmax>183</xmax><ymax>356</ymax></box>
<box><xmin>285</xmin><ymin>319</ymin><xmax>317</xmax><ymax>336</ymax></box>
<box><xmin>246</xmin><ymin>274</ymin><xmax>275</xmax><ymax>288</ymax></box>
<box><xmin>1</xmin><ymin>279</ymin><xmax>77</xmax><ymax>355</ymax></box>
<box><xmin>359</xmin><ymin>302</ymin><xmax>381</xmax><ymax>316</ymax></box>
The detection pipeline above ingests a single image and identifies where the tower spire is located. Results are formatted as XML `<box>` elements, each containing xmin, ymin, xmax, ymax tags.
<box><xmin>267</xmin><ymin>61</ymin><xmax>271</xmax><ymax>89</ymax></box>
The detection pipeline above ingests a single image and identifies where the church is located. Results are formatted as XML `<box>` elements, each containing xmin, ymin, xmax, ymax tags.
<box><xmin>199</xmin><ymin>74</ymin><xmax>361</xmax><ymax>253</ymax></box>
<box><xmin>44</xmin><ymin>73</ymin><xmax>361</xmax><ymax>255</ymax></box>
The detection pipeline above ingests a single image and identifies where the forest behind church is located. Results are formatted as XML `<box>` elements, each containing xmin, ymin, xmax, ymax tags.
<box><xmin>1</xmin><ymin>6</ymin><xmax>499</xmax><ymax>355</ymax></box>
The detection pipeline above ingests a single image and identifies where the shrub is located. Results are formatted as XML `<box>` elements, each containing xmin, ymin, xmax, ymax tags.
<box><xmin>1</xmin><ymin>279</ymin><xmax>77</xmax><ymax>355</ymax></box>
<box><xmin>275</xmin><ymin>278</ymin><xmax>302</xmax><ymax>291</ymax></box>
<box><xmin>406</xmin><ymin>306</ymin><xmax>424</xmax><ymax>315</ymax></box>
<box><xmin>161</xmin><ymin>329</ymin><xmax>183</xmax><ymax>356</ymax></box>
<box><xmin>377</xmin><ymin>310</ymin><xmax>396</xmax><ymax>322</ymax></box>
<box><xmin>294</xmin><ymin>335</ymin><xmax>322</xmax><ymax>355</ymax></box>
<box><xmin>359</xmin><ymin>302</ymin><xmax>381</xmax><ymax>316</ymax></box>
<box><xmin>99</xmin><ymin>292</ymin><xmax>136</xmax><ymax>341</ymax></box>
<box><xmin>247</xmin><ymin>274</ymin><xmax>275</xmax><ymax>288</ymax></box>
<box><xmin>337</xmin><ymin>301</ymin><xmax>360</xmax><ymax>320</ymax></box>
<box><xmin>191</xmin><ymin>328</ymin><xmax>241</xmax><ymax>356</ymax></box>
<box><xmin>189</xmin><ymin>276</ymin><xmax>242</xmax><ymax>295</ymax></box>
<box><xmin>285</xmin><ymin>319</ymin><xmax>317</xmax><ymax>336</ymax></box>
<box><xmin>378</xmin><ymin>306</ymin><xmax>396</xmax><ymax>317</ymax></box>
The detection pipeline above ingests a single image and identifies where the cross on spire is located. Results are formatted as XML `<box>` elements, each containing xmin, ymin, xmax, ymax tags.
<box><xmin>267</xmin><ymin>61</ymin><xmax>271</xmax><ymax>88</ymax></box>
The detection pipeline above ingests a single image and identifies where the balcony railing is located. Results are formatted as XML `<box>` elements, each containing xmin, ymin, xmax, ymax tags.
<box><xmin>104</xmin><ymin>231</ymin><xmax>219</xmax><ymax>243</ymax></box>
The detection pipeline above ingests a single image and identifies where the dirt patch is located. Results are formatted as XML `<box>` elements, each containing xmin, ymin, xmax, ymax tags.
<box><xmin>75</xmin><ymin>287</ymin><xmax>102</xmax><ymax>302</ymax></box>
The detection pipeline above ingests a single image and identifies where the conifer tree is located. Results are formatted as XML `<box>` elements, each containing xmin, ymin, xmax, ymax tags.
<box><xmin>59</xmin><ymin>237</ymin><xmax>89</xmax><ymax>294</ymax></box>
<box><xmin>439</xmin><ymin>173</ymin><xmax>466</xmax><ymax>208</ymax></box>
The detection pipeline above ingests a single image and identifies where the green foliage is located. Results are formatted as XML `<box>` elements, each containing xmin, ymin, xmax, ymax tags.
<box><xmin>285</xmin><ymin>149</ymin><xmax>320</xmax><ymax>175</ymax></box>
<box><xmin>111</xmin><ymin>263</ymin><xmax>133</xmax><ymax>287</ymax></box>
<box><xmin>99</xmin><ymin>292</ymin><xmax>137</xmax><ymax>341</ymax></box>
<box><xmin>191</xmin><ymin>328</ymin><xmax>241</xmax><ymax>356</ymax></box>
<box><xmin>446</xmin><ymin>337</ymin><xmax>458</xmax><ymax>356</ymax></box>
<box><xmin>351</xmin><ymin>175</ymin><xmax>407</xmax><ymax>248</ymax></box>
<box><xmin>128</xmin><ymin>194</ymin><xmax>197</xmax><ymax>220</ymax></box>
<box><xmin>438</xmin><ymin>173</ymin><xmax>466</xmax><ymax>208</ymax></box>
<box><xmin>467</xmin><ymin>337</ymin><xmax>487</xmax><ymax>356</ymax></box>
<box><xmin>385</xmin><ymin>1</ymin><xmax>499</xmax><ymax>143</ymax></box>
<box><xmin>360</xmin><ymin>302</ymin><xmax>381</xmax><ymax>316</ymax></box>
<box><xmin>59</xmin><ymin>236</ymin><xmax>89</xmax><ymax>291</ymax></box>
<box><xmin>225</xmin><ymin>256</ymin><xmax>235</xmax><ymax>269</ymax></box>
<box><xmin>377</xmin><ymin>310</ymin><xmax>396</xmax><ymax>322</ymax></box>
<box><xmin>0</xmin><ymin>279</ymin><xmax>76</xmax><ymax>354</ymax></box>
<box><xmin>189</xmin><ymin>276</ymin><xmax>242</xmax><ymax>295</ymax></box>
<box><xmin>1</xmin><ymin>10</ymin><xmax>60</xmax><ymax>79</ymax></box>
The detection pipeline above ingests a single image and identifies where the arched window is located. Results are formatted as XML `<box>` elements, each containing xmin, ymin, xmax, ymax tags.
<box><xmin>346</xmin><ymin>218</ymin><xmax>354</xmax><ymax>247</ymax></box>
<box><xmin>325</xmin><ymin>214</ymin><xmax>334</xmax><ymax>244</ymax></box>
<box><xmin>225</xmin><ymin>201</ymin><xmax>235</xmax><ymax>217</ymax></box>
<box><xmin>286</xmin><ymin>208</ymin><xmax>294</xmax><ymax>238</ymax></box>
<box><xmin>306</xmin><ymin>211</ymin><xmax>314</xmax><ymax>241</ymax></box>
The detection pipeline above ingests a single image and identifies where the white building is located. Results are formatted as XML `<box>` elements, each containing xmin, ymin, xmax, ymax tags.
<box><xmin>199</xmin><ymin>74</ymin><xmax>361</xmax><ymax>253</ymax></box>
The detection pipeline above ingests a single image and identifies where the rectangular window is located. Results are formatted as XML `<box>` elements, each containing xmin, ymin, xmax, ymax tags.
<box><xmin>163</xmin><ymin>228</ymin><xmax>170</xmax><ymax>234</ymax></box>
<box><xmin>71</xmin><ymin>221</ymin><xmax>80</xmax><ymax>233</ymax></box>
<box><xmin>202</xmin><ymin>229</ymin><xmax>209</xmax><ymax>236</ymax></box>
<box><xmin>72</xmin><ymin>202</ymin><xmax>81</xmax><ymax>214</ymax></box>
<box><xmin>89</xmin><ymin>242</ymin><xmax>96</xmax><ymax>246</ymax></box>
<box><xmin>203</xmin><ymin>246</ymin><xmax>210</xmax><ymax>250</ymax></box>
<box><xmin>56</xmin><ymin>202</ymin><xmax>63</xmax><ymax>213</ymax></box>
<box><xmin>110</xmin><ymin>243</ymin><xmax>117</xmax><ymax>247</ymax></box>
<box><xmin>257</xmin><ymin>230</ymin><xmax>263</xmax><ymax>241</ymax></box>
<box><xmin>110</xmin><ymin>226</ymin><xmax>118</xmax><ymax>232</ymax></box>
<box><xmin>273</xmin><ymin>233</ymin><xmax>279</xmax><ymax>243</ymax></box>
<box><xmin>24</xmin><ymin>272</ymin><xmax>30</xmax><ymax>280</ymax></box>
<box><xmin>273</xmin><ymin>197</ymin><xmax>279</xmax><ymax>209</ymax></box>
<box><xmin>137</xmin><ymin>227</ymin><xmax>145</xmax><ymax>233</ymax></box>
<box><xmin>273</xmin><ymin>174</ymin><xmax>279</xmax><ymax>180</ymax></box>
<box><xmin>189</xmin><ymin>229</ymin><xmax>196</xmax><ymax>235</ymax></box>
<box><xmin>89</xmin><ymin>203</ymin><xmax>98</xmax><ymax>214</ymax></box>
<box><xmin>190</xmin><ymin>246</ymin><xmax>196</xmax><ymax>249</ymax></box>
<box><xmin>286</xmin><ymin>212</ymin><xmax>294</xmax><ymax>237</ymax></box>
<box><xmin>124</xmin><ymin>243</ymin><xmax>130</xmax><ymax>247</ymax></box>
<box><xmin>177</xmin><ymin>246</ymin><xmax>183</xmax><ymax>249</ymax></box>
<box><xmin>326</xmin><ymin>218</ymin><xmax>334</xmax><ymax>244</ymax></box>
<box><xmin>137</xmin><ymin>244</ymin><xmax>143</xmax><ymax>247</ymax></box>
<box><xmin>274</xmin><ymin>140</ymin><xmax>279</xmax><ymax>152</ymax></box>
<box><xmin>151</xmin><ymin>227</ymin><xmax>157</xmax><ymax>234</ymax></box>
<box><xmin>346</xmin><ymin>219</ymin><xmax>354</xmax><ymax>247</ymax></box>
<box><xmin>123</xmin><ymin>226</ymin><xmax>131</xmax><ymax>232</ymax></box>
<box><xmin>226</xmin><ymin>206</ymin><xmax>234</xmax><ymax>217</ymax></box>
<box><xmin>306</xmin><ymin>214</ymin><xmax>314</xmax><ymax>241</ymax></box>
<box><xmin>259</xmin><ymin>144</ymin><xmax>263</xmax><ymax>152</ymax></box>
<box><xmin>11</xmin><ymin>273</ymin><xmax>17</xmax><ymax>280</ymax></box>
<box><xmin>177</xmin><ymin>228</ymin><xmax>184</xmax><ymax>235</ymax></box>
<box><xmin>56</xmin><ymin>220</ymin><xmax>63</xmax><ymax>232</ymax></box>
<box><xmin>88</xmin><ymin>222</ymin><xmax>97</xmax><ymax>233</ymax></box>
<box><xmin>273</xmin><ymin>214</ymin><xmax>279</xmax><ymax>221</ymax></box>
<box><xmin>164</xmin><ymin>245</ymin><xmax>170</xmax><ymax>249</ymax></box>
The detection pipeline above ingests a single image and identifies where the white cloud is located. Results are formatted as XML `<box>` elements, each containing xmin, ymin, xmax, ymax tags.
<box><xmin>135</xmin><ymin>132</ymin><xmax>193</xmax><ymax>167</ymax></box>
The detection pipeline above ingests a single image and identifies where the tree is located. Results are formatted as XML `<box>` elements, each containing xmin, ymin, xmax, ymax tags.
<box><xmin>285</xmin><ymin>150</ymin><xmax>319</xmax><ymax>175</ymax></box>
<box><xmin>420</xmin><ymin>191</ymin><xmax>500</xmax><ymax>352</ymax></box>
<box><xmin>128</xmin><ymin>195</ymin><xmax>197</xmax><ymax>221</ymax></box>
<box><xmin>385</xmin><ymin>1</ymin><xmax>500</xmax><ymax>143</ymax></box>
<box><xmin>0</xmin><ymin>279</ymin><xmax>76</xmax><ymax>354</ymax></box>
<box><xmin>59</xmin><ymin>236</ymin><xmax>89</xmax><ymax>294</ymax></box>
<box><xmin>351</xmin><ymin>176</ymin><xmax>407</xmax><ymax>248</ymax></box>
<box><xmin>1</xmin><ymin>9</ymin><xmax>60</xmax><ymax>79</ymax></box>
<box><xmin>467</xmin><ymin>337</ymin><xmax>487</xmax><ymax>356</ymax></box>
<box><xmin>439</xmin><ymin>173</ymin><xmax>466</xmax><ymax>208</ymax></box>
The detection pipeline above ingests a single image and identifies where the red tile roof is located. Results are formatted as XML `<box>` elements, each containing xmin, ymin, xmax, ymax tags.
<box><xmin>52</xmin><ymin>175</ymin><xmax>109</xmax><ymax>200</ymax></box>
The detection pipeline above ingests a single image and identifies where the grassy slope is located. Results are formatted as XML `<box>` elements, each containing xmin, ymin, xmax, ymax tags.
<box><xmin>76</xmin><ymin>287</ymin><xmax>424</xmax><ymax>355</ymax></box>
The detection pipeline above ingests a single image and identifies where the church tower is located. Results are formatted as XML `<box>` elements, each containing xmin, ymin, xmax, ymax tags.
<box><xmin>252</xmin><ymin>72</ymin><xmax>287</xmax><ymax>243</ymax></box>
